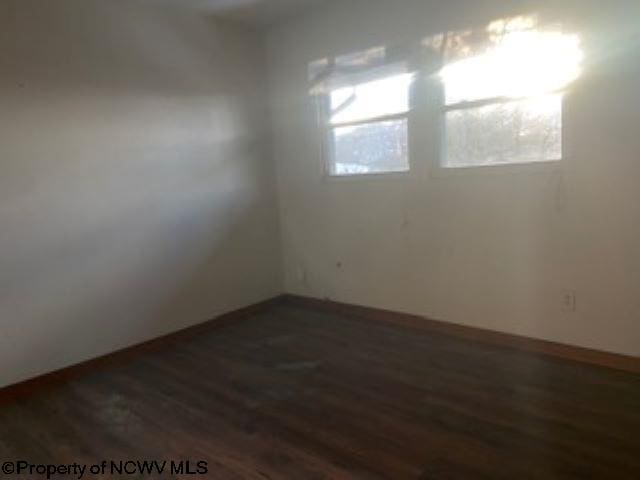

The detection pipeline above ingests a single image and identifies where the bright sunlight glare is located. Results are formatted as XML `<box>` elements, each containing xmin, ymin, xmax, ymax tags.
<box><xmin>330</xmin><ymin>73</ymin><xmax>414</xmax><ymax>125</ymax></box>
<box><xmin>440</xmin><ymin>29</ymin><xmax>583</xmax><ymax>104</ymax></box>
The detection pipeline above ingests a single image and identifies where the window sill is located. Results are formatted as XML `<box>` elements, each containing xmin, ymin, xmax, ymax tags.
<box><xmin>430</xmin><ymin>158</ymin><xmax>563</xmax><ymax>179</ymax></box>
<box><xmin>323</xmin><ymin>170</ymin><xmax>413</xmax><ymax>182</ymax></box>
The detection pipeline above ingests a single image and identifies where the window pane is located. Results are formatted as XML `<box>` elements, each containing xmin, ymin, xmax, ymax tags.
<box><xmin>330</xmin><ymin>74</ymin><xmax>413</xmax><ymax>125</ymax></box>
<box><xmin>331</xmin><ymin>119</ymin><xmax>409</xmax><ymax>175</ymax></box>
<box><xmin>444</xmin><ymin>94</ymin><xmax>562</xmax><ymax>168</ymax></box>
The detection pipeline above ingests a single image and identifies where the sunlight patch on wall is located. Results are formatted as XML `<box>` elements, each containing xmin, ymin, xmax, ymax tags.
<box><xmin>440</xmin><ymin>16</ymin><xmax>583</xmax><ymax>104</ymax></box>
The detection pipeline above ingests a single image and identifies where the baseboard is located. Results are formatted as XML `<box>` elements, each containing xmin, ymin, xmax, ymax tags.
<box><xmin>0</xmin><ymin>295</ymin><xmax>286</xmax><ymax>405</ymax></box>
<box><xmin>2</xmin><ymin>293</ymin><xmax>636</xmax><ymax>405</ymax></box>
<box><xmin>281</xmin><ymin>294</ymin><xmax>640</xmax><ymax>374</ymax></box>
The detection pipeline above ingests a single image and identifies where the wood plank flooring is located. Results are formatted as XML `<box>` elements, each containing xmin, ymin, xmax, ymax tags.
<box><xmin>1</xmin><ymin>305</ymin><xmax>639</xmax><ymax>479</ymax></box>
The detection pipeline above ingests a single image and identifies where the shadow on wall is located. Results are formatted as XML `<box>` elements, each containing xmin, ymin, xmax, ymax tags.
<box><xmin>0</xmin><ymin>0</ymin><xmax>280</xmax><ymax>387</ymax></box>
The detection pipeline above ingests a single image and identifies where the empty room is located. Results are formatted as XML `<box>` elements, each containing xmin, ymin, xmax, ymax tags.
<box><xmin>1</xmin><ymin>0</ymin><xmax>639</xmax><ymax>478</ymax></box>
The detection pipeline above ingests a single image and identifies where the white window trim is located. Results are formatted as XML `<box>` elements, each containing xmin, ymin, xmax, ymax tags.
<box><xmin>317</xmin><ymin>72</ymin><xmax>414</xmax><ymax>179</ymax></box>
<box><xmin>310</xmin><ymin>61</ymin><xmax>574</xmax><ymax>181</ymax></box>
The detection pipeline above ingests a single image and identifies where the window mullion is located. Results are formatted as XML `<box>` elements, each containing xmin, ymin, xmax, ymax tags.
<box><xmin>445</xmin><ymin>88</ymin><xmax>567</xmax><ymax>112</ymax></box>
<box><xmin>444</xmin><ymin>96</ymin><xmax>523</xmax><ymax>112</ymax></box>
<box><xmin>329</xmin><ymin>111</ymin><xmax>409</xmax><ymax>129</ymax></box>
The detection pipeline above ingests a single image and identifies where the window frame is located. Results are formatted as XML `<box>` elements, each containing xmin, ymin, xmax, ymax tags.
<box><xmin>439</xmin><ymin>91</ymin><xmax>566</xmax><ymax>172</ymax></box>
<box><xmin>318</xmin><ymin>73</ymin><xmax>414</xmax><ymax>179</ymax></box>
<box><xmin>434</xmin><ymin>27</ymin><xmax>578</xmax><ymax>173</ymax></box>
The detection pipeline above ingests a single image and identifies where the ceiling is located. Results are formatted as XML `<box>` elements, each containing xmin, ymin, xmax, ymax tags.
<box><xmin>143</xmin><ymin>0</ymin><xmax>325</xmax><ymax>28</ymax></box>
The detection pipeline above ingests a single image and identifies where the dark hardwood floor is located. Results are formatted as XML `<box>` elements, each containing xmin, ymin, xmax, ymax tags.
<box><xmin>1</xmin><ymin>304</ymin><xmax>639</xmax><ymax>479</ymax></box>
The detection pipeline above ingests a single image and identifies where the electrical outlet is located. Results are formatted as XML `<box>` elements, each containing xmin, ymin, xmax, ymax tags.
<box><xmin>562</xmin><ymin>291</ymin><xmax>577</xmax><ymax>312</ymax></box>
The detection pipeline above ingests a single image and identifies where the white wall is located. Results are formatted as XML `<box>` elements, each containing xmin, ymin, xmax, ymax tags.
<box><xmin>0</xmin><ymin>0</ymin><xmax>282</xmax><ymax>387</ymax></box>
<box><xmin>267</xmin><ymin>0</ymin><xmax>640</xmax><ymax>356</ymax></box>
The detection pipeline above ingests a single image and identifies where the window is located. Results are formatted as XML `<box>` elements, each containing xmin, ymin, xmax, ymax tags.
<box><xmin>324</xmin><ymin>72</ymin><xmax>414</xmax><ymax>176</ymax></box>
<box><xmin>439</xmin><ymin>19</ymin><xmax>582</xmax><ymax>168</ymax></box>
<box><xmin>309</xmin><ymin>16</ymin><xmax>583</xmax><ymax>176</ymax></box>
